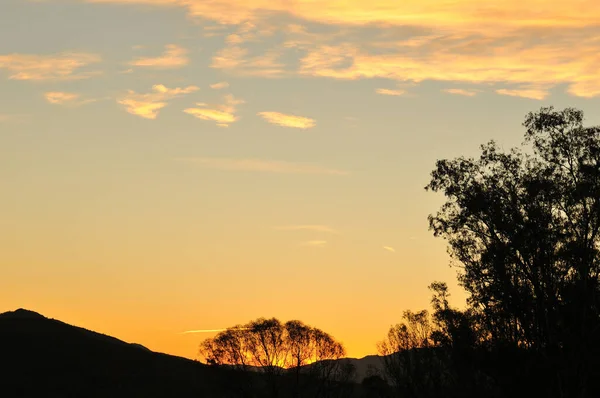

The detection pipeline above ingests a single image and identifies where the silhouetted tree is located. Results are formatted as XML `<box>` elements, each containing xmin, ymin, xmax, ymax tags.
<box><xmin>377</xmin><ymin>310</ymin><xmax>444</xmax><ymax>397</ymax></box>
<box><xmin>426</xmin><ymin>107</ymin><xmax>600</xmax><ymax>398</ymax></box>
<box><xmin>200</xmin><ymin>317</ymin><xmax>347</xmax><ymax>398</ymax></box>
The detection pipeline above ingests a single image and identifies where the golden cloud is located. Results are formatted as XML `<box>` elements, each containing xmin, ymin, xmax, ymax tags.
<box><xmin>209</xmin><ymin>81</ymin><xmax>229</xmax><ymax>90</ymax></box>
<box><xmin>257</xmin><ymin>111</ymin><xmax>316</xmax><ymax>129</ymax></box>
<box><xmin>442</xmin><ymin>88</ymin><xmax>478</xmax><ymax>97</ymax></box>
<box><xmin>496</xmin><ymin>87</ymin><xmax>549</xmax><ymax>100</ymax></box>
<box><xmin>117</xmin><ymin>84</ymin><xmax>199</xmax><ymax>119</ymax></box>
<box><xmin>44</xmin><ymin>92</ymin><xmax>80</xmax><ymax>105</ymax></box>
<box><xmin>44</xmin><ymin>91</ymin><xmax>99</xmax><ymax>106</ymax></box>
<box><xmin>84</xmin><ymin>1</ymin><xmax>600</xmax><ymax>30</ymax></box>
<box><xmin>183</xmin><ymin>94</ymin><xmax>244</xmax><ymax>127</ymax></box>
<box><xmin>0</xmin><ymin>52</ymin><xmax>100</xmax><ymax>81</ymax></box>
<box><xmin>375</xmin><ymin>88</ymin><xmax>406</xmax><ymax>96</ymax></box>
<box><xmin>81</xmin><ymin>0</ymin><xmax>600</xmax><ymax>98</ymax></box>
<box><xmin>176</xmin><ymin>157</ymin><xmax>348</xmax><ymax>175</ymax></box>
<box><xmin>129</xmin><ymin>44</ymin><xmax>188</xmax><ymax>69</ymax></box>
<box><xmin>296</xmin><ymin>35</ymin><xmax>600</xmax><ymax>98</ymax></box>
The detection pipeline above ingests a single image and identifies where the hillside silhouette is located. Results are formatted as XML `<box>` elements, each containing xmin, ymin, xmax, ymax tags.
<box><xmin>0</xmin><ymin>308</ymin><xmax>216</xmax><ymax>397</ymax></box>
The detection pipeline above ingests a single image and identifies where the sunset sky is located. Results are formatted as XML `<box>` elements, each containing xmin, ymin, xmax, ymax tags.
<box><xmin>2</xmin><ymin>0</ymin><xmax>600</xmax><ymax>360</ymax></box>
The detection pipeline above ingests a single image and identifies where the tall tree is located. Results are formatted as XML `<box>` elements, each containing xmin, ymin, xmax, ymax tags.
<box><xmin>426</xmin><ymin>107</ymin><xmax>600</xmax><ymax>398</ymax></box>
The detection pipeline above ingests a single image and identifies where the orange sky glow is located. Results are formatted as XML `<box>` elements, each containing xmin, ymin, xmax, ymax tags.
<box><xmin>2</xmin><ymin>0</ymin><xmax>600</xmax><ymax>360</ymax></box>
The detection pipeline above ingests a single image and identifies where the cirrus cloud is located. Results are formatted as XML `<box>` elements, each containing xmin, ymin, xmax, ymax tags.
<box><xmin>375</xmin><ymin>88</ymin><xmax>406</xmax><ymax>96</ymax></box>
<box><xmin>77</xmin><ymin>1</ymin><xmax>600</xmax><ymax>98</ymax></box>
<box><xmin>442</xmin><ymin>88</ymin><xmax>478</xmax><ymax>97</ymax></box>
<box><xmin>210</xmin><ymin>81</ymin><xmax>230</xmax><ymax>90</ymax></box>
<box><xmin>44</xmin><ymin>91</ymin><xmax>100</xmax><ymax>106</ymax></box>
<box><xmin>82</xmin><ymin>1</ymin><xmax>600</xmax><ymax>30</ymax></box>
<box><xmin>0</xmin><ymin>52</ymin><xmax>101</xmax><ymax>81</ymax></box>
<box><xmin>129</xmin><ymin>44</ymin><xmax>189</xmax><ymax>69</ymax></box>
<box><xmin>258</xmin><ymin>111</ymin><xmax>316</xmax><ymax>129</ymax></box>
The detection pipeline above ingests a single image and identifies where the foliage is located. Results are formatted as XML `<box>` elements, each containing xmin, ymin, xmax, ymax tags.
<box><xmin>200</xmin><ymin>317</ymin><xmax>351</xmax><ymax>398</ymax></box>
<box><xmin>424</xmin><ymin>107</ymin><xmax>600</xmax><ymax>398</ymax></box>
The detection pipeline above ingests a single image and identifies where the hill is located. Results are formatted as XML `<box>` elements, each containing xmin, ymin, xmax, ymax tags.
<box><xmin>0</xmin><ymin>308</ymin><xmax>217</xmax><ymax>398</ymax></box>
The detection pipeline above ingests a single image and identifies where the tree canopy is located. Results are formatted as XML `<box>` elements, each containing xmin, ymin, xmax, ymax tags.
<box><xmin>426</xmin><ymin>107</ymin><xmax>600</xmax><ymax>398</ymax></box>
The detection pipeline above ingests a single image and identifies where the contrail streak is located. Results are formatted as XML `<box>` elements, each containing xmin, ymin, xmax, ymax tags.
<box><xmin>179</xmin><ymin>327</ymin><xmax>249</xmax><ymax>334</ymax></box>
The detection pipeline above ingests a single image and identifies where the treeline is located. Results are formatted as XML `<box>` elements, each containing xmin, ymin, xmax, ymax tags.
<box><xmin>201</xmin><ymin>107</ymin><xmax>600</xmax><ymax>398</ymax></box>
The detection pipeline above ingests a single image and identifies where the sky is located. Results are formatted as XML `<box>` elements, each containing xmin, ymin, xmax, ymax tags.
<box><xmin>2</xmin><ymin>0</ymin><xmax>600</xmax><ymax>360</ymax></box>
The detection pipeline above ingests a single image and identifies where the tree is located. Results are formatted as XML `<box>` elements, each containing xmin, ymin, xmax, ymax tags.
<box><xmin>377</xmin><ymin>310</ymin><xmax>442</xmax><ymax>397</ymax></box>
<box><xmin>426</xmin><ymin>107</ymin><xmax>600</xmax><ymax>398</ymax></box>
<box><xmin>200</xmin><ymin>317</ymin><xmax>348</xmax><ymax>398</ymax></box>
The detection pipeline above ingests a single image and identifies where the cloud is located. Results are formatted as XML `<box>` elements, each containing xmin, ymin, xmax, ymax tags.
<box><xmin>383</xmin><ymin>246</ymin><xmax>396</xmax><ymax>253</ymax></box>
<box><xmin>81</xmin><ymin>1</ymin><xmax>600</xmax><ymax>98</ymax></box>
<box><xmin>177</xmin><ymin>157</ymin><xmax>348</xmax><ymax>175</ymax></box>
<box><xmin>210</xmin><ymin>81</ymin><xmax>229</xmax><ymax>90</ymax></box>
<box><xmin>180</xmin><ymin>327</ymin><xmax>249</xmax><ymax>334</ymax></box>
<box><xmin>295</xmin><ymin>34</ymin><xmax>600</xmax><ymax>98</ymax></box>
<box><xmin>299</xmin><ymin>240</ymin><xmax>327</xmax><ymax>247</ymax></box>
<box><xmin>0</xmin><ymin>52</ymin><xmax>100</xmax><ymax>81</ymax></box>
<box><xmin>257</xmin><ymin>111</ymin><xmax>316</xmax><ymax>129</ymax></box>
<box><xmin>129</xmin><ymin>44</ymin><xmax>188</xmax><ymax>69</ymax></box>
<box><xmin>496</xmin><ymin>87</ymin><xmax>549</xmax><ymax>100</ymax></box>
<box><xmin>442</xmin><ymin>88</ymin><xmax>478</xmax><ymax>97</ymax></box>
<box><xmin>117</xmin><ymin>84</ymin><xmax>199</xmax><ymax>119</ymax></box>
<box><xmin>82</xmin><ymin>1</ymin><xmax>600</xmax><ymax>30</ymax></box>
<box><xmin>183</xmin><ymin>94</ymin><xmax>244</xmax><ymax>127</ymax></box>
<box><xmin>375</xmin><ymin>88</ymin><xmax>406</xmax><ymax>96</ymax></box>
<box><xmin>44</xmin><ymin>91</ymin><xmax>98</xmax><ymax>106</ymax></box>
<box><xmin>274</xmin><ymin>225</ymin><xmax>338</xmax><ymax>234</ymax></box>
<box><xmin>211</xmin><ymin>46</ymin><xmax>286</xmax><ymax>77</ymax></box>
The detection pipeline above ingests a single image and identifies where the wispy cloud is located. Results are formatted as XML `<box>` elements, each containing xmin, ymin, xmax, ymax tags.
<box><xmin>76</xmin><ymin>1</ymin><xmax>600</xmax><ymax>97</ymax></box>
<box><xmin>383</xmin><ymin>246</ymin><xmax>396</xmax><ymax>253</ymax></box>
<box><xmin>274</xmin><ymin>225</ymin><xmax>338</xmax><ymax>234</ymax></box>
<box><xmin>180</xmin><ymin>329</ymin><xmax>226</xmax><ymax>334</ymax></box>
<box><xmin>257</xmin><ymin>111</ymin><xmax>316</xmax><ymax>129</ymax></box>
<box><xmin>299</xmin><ymin>240</ymin><xmax>328</xmax><ymax>247</ymax></box>
<box><xmin>376</xmin><ymin>88</ymin><xmax>406</xmax><ymax>96</ymax></box>
<box><xmin>0</xmin><ymin>52</ymin><xmax>100</xmax><ymax>81</ymax></box>
<box><xmin>44</xmin><ymin>91</ymin><xmax>98</xmax><ymax>106</ymax></box>
<box><xmin>180</xmin><ymin>327</ymin><xmax>249</xmax><ymax>334</ymax></box>
<box><xmin>117</xmin><ymin>84</ymin><xmax>199</xmax><ymax>119</ymax></box>
<box><xmin>177</xmin><ymin>157</ymin><xmax>349</xmax><ymax>175</ymax></box>
<box><xmin>81</xmin><ymin>0</ymin><xmax>600</xmax><ymax>29</ymax></box>
<box><xmin>496</xmin><ymin>87</ymin><xmax>548</xmax><ymax>100</ymax></box>
<box><xmin>211</xmin><ymin>46</ymin><xmax>286</xmax><ymax>77</ymax></box>
<box><xmin>183</xmin><ymin>94</ymin><xmax>244</xmax><ymax>127</ymax></box>
<box><xmin>442</xmin><ymin>88</ymin><xmax>478</xmax><ymax>97</ymax></box>
<box><xmin>129</xmin><ymin>44</ymin><xmax>188</xmax><ymax>69</ymax></box>
<box><xmin>210</xmin><ymin>81</ymin><xmax>229</xmax><ymax>90</ymax></box>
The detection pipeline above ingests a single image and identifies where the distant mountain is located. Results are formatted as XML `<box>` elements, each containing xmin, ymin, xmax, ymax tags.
<box><xmin>0</xmin><ymin>308</ymin><xmax>217</xmax><ymax>397</ymax></box>
<box><xmin>338</xmin><ymin>355</ymin><xmax>385</xmax><ymax>382</ymax></box>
